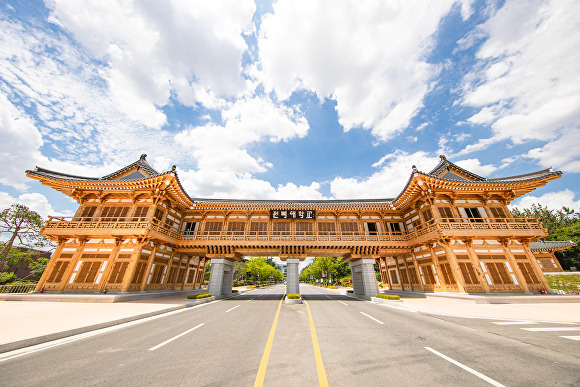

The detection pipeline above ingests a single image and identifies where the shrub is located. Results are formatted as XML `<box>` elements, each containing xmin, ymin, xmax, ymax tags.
<box><xmin>246</xmin><ymin>285</ymin><xmax>256</xmax><ymax>289</ymax></box>
<box><xmin>327</xmin><ymin>286</ymin><xmax>338</xmax><ymax>289</ymax></box>
<box><xmin>346</xmin><ymin>290</ymin><xmax>353</xmax><ymax>293</ymax></box>
<box><xmin>286</xmin><ymin>294</ymin><xmax>300</xmax><ymax>299</ymax></box>
<box><xmin>232</xmin><ymin>289</ymin><xmax>238</xmax><ymax>293</ymax></box>
<box><xmin>0</xmin><ymin>272</ymin><xmax>17</xmax><ymax>285</ymax></box>
<box><xmin>186</xmin><ymin>293</ymin><xmax>212</xmax><ymax>300</ymax></box>
<box><xmin>375</xmin><ymin>294</ymin><xmax>400</xmax><ymax>300</ymax></box>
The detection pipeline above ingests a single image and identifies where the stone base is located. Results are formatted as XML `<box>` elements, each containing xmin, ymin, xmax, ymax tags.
<box><xmin>285</xmin><ymin>298</ymin><xmax>303</xmax><ymax>304</ymax></box>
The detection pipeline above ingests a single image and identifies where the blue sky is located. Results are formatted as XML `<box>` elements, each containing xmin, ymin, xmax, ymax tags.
<box><xmin>1</xmin><ymin>0</ymin><xmax>579</xmax><ymax>220</ymax></box>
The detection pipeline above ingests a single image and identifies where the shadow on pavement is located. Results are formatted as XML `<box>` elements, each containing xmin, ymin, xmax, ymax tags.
<box><xmin>226</xmin><ymin>293</ymin><xmax>285</xmax><ymax>301</ymax></box>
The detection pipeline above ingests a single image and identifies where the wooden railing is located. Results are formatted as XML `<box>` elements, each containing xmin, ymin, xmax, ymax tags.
<box><xmin>0</xmin><ymin>283</ymin><xmax>38</xmax><ymax>294</ymax></box>
<box><xmin>43</xmin><ymin>216</ymin><xmax>544</xmax><ymax>243</ymax></box>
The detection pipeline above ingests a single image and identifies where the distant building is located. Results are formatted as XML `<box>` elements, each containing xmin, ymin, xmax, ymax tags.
<box><xmin>275</xmin><ymin>262</ymin><xmax>287</xmax><ymax>278</ymax></box>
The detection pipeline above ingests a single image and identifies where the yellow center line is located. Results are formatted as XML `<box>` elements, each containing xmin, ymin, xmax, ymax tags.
<box><xmin>254</xmin><ymin>293</ymin><xmax>285</xmax><ymax>387</ymax></box>
<box><xmin>305</xmin><ymin>300</ymin><xmax>329</xmax><ymax>387</ymax></box>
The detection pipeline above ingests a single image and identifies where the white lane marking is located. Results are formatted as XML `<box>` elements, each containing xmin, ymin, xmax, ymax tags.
<box><xmin>149</xmin><ymin>323</ymin><xmax>204</xmax><ymax>351</ymax></box>
<box><xmin>560</xmin><ymin>336</ymin><xmax>580</xmax><ymax>340</ymax></box>
<box><xmin>425</xmin><ymin>347</ymin><xmax>506</xmax><ymax>387</ymax></box>
<box><xmin>522</xmin><ymin>327</ymin><xmax>580</xmax><ymax>332</ymax></box>
<box><xmin>360</xmin><ymin>312</ymin><xmax>384</xmax><ymax>325</ymax></box>
<box><xmin>0</xmin><ymin>301</ymin><xmax>218</xmax><ymax>363</ymax></box>
<box><xmin>338</xmin><ymin>301</ymin><xmax>348</xmax><ymax>306</ymax></box>
<box><xmin>225</xmin><ymin>305</ymin><xmax>241</xmax><ymax>313</ymax></box>
<box><xmin>324</xmin><ymin>295</ymin><xmax>332</xmax><ymax>299</ymax></box>
<box><xmin>246</xmin><ymin>298</ymin><xmax>254</xmax><ymax>303</ymax></box>
<box><xmin>492</xmin><ymin>321</ymin><xmax>538</xmax><ymax>325</ymax></box>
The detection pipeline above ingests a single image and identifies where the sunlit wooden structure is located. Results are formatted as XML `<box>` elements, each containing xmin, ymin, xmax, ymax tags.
<box><xmin>27</xmin><ymin>154</ymin><xmax>563</xmax><ymax>297</ymax></box>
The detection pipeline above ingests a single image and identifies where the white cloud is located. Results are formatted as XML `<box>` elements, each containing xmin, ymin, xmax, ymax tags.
<box><xmin>453</xmin><ymin>158</ymin><xmax>497</xmax><ymax>177</ymax></box>
<box><xmin>525</xmin><ymin>128</ymin><xmax>580</xmax><ymax>173</ymax></box>
<box><xmin>257</xmin><ymin>0</ymin><xmax>458</xmax><ymax>141</ymax></box>
<box><xmin>0</xmin><ymin>93</ymin><xmax>43</xmax><ymax>190</ymax></box>
<box><xmin>331</xmin><ymin>150</ymin><xmax>440</xmax><ymax>199</ymax></box>
<box><xmin>510</xmin><ymin>189</ymin><xmax>580</xmax><ymax>212</ymax></box>
<box><xmin>459</xmin><ymin>0</ymin><xmax>580</xmax><ymax>171</ymax></box>
<box><xmin>0</xmin><ymin>191</ymin><xmax>73</xmax><ymax>219</ymax></box>
<box><xmin>47</xmin><ymin>0</ymin><xmax>256</xmax><ymax>128</ymax></box>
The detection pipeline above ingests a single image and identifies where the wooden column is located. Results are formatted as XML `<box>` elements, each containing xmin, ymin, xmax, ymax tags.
<box><xmin>181</xmin><ymin>256</ymin><xmax>193</xmax><ymax>290</ymax></box>
<box><xmin>394</xmin><ymin>257</ymin><xmax>404</xmax><ymax>290</ymax></box>
<box><xmin>58</xmin><ymin>238</ymin><xmax>87</xmax><ymax>291</ymax></box>
<box><xmin>140</xmin><ymin>243</ymin><xmax>159</xmax><ymax>291</ymax></box>
<box><xmin>500</xmin><ymin>240</ymin><xmax>529</xmax><ymax>293</ymax></box>
<box><xmin>522</xmin><ymin>241</ymin><xmax>552</xmax><ymax>292</ymax></box>
<box><xmin>161</xmin><ymin>250</ymin><xmax>176</xmax><ymax>289</ymax></box>
<box><xmin>121</xmin><ymin>241</ymin><xmax>145</xmax><ymax>292</ymax></box>
<box><xmin>194</xmin><ymin>257</ymin><xmax>203</xmax><ymax>289</ymax></box>
<box><xmin>402</xmin><ymin>256</ymin><xmax>415</xmax><ymax>290</ymax></box>
<box><xmin>465</xmin><ymin>240</ymin><xmax>491</xmax><ymax>293</ymax></box>
<box><xmin>427</xmin><ymin>246</ymin><xmax>447</xmax><ymax>292</ymax></box>
<box><xmin>35</xmin><ymin>238</ymin><xmax>65</xmax><ymax>291</ymax></box>
<box><xmin>409</xmin><ymin>251</ymin><xmax>426</xmax><ymax>291</ymax></box>
<box><xmin>440</xmin><ymin>241</ymin><xmax>467</xmax><ymax>293</ymax></box>
<box><xmin>98</xmin><ymin>238</ymin><xmax>123</xmax><ymax>292</ymax></box>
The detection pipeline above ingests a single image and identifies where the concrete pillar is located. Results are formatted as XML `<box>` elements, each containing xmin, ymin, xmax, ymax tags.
<box><xmin>207</xmin><ymin>258</ymin><xmax>236</xmax><ymax>297</ymax></box>
<box><xmin>286</xmin><ymin>258</ymin><xmax>300</xmax><ymax>294</ymax></box>
<box><xmin>349</xmin><ymin>258</ymin><xmax>379</xmax><ymax>299</ymax></box>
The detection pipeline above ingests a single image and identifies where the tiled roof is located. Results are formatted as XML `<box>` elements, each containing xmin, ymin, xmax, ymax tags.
<box><xmin>192</xmin><ymin>198</ymin><xmax>395</xmax><ymax>206</ymax></box>
<box><xmin>428</xmin><ymin>155</ymin><xmax>486</xmax><ymax>181</ymax></box>
<box><xmin>26</xmin><ymin>154</ymin><xmax>161</xmax><ymax>182</ymax></box>
<box><xmin>530</xmin><ymin>240</ymin><xmax>577</xmax><ymax>251</ymax></box>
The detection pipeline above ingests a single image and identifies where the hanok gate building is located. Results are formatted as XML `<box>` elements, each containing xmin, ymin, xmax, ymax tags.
<box><xmin>27</xmin><ymin>155</ymin><xmax>563</xmax><ymax>298</ymax></box>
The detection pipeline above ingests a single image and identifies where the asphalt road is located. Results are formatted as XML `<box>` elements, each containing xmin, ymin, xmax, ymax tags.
<box><xmin>1</xmin><ymin>284</ymin><xmax>578</xmax><ymax>386</ymax></box>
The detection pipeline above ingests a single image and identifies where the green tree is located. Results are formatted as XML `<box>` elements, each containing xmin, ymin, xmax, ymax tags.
<box><xmin>27</xmin><ymin>256</ymin><xmax>50</xmax><ymax>280</ymax></box>
<box><xmin>550</xmin><ymin>222</ymin><xmax>580</xmax><ymax>270</ymax></box>
<box><xmin>0</xmin><ymin>204</ymin><xmax>49</xmax><ymax>273</ymax></box>
<box><xmin>233</xmin><ymin>260</ymin><xmax>247</xmax><ymax>281</ymax></box>
<box><xmin>511</xmin><ymin>204</ymin><xmax>580</xmax><ymax>270</ymax></box>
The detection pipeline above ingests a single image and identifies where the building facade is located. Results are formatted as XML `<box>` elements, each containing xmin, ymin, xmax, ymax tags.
<box><xmin>27</xmin><ymin>155</ymin><xmax>562</xmax><ymax>297</ymax></box>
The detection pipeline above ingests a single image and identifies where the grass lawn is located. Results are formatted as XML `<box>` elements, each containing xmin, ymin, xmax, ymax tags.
<box><xmin>546</xmin><ymin>274</ymin><xmax>580</xmax><ymax>293</ymax></box>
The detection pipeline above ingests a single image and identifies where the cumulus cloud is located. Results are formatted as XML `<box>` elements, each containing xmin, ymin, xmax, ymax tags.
<box><xmin>257</xmin><ymin>0</ymin><xmax>459</xmax><ymax>141</ymax></box>
<box><xmin>0</xmin><ymin>191</ymin><xmax>73</xmax><ymax>219</ymax></box>
<box><xmin>459</xmin><ymin>0</ymin><xmax>580</xmax><ymax>171</ymax></box>
<box><xmin>0</xmin><ymin>93</ymin><xmax>44</xmax><ymax>189</ymax></box>
<box><xmin>47</xmin><ymin>0</ymin><xmax>256</xmax><ymax>127</ymax></box>
<box><xmin>510</xmin><ymin>189</ymin><xmax>580</xmax><ymax>212</ymax></box>
<box><xmin>331</xmin><ymin>150</ymin><xmax>440</xmax><ymax>199</ymax></box>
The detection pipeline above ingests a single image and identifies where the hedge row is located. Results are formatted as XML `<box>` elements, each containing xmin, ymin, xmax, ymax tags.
<box><xmin>375</xmin><ymin>294</ymin><xmax>400</xmax><ymax>300</ymax></box>
<box><xmin>186</xmin><ymin>293</ymin><xmax>212</xmax><ymax>300</ymax></box>
<box><xmin>286</xmin><ymin>294</ymin><xmax>301</xmax><ymax>299</ymax></box>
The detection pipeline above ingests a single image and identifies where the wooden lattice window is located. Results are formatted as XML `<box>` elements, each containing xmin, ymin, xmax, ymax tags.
<box><xmin>483</xmin><ymin>261</ymin><xmax>512</xmax><ymax>285</ymax></box>
<box><xmin>204</xmin><ymin>221</ymin><xmax>223</xmax><ymax>234</ymax></box>
<box><xmin>177</xmin><ymin>268</ymin><xmax>186</xmax><ymax>284</ymax></box>
<box><xmin>131</xmin><ymin>261</ymin><xmax>147</xmax><ymax>284</ymax></box>
<box><xmin>318</xmin><ymin>222</ymin><xmax>336</xmax><ymax>234</ymax></box>
<box><xmin>422</xmin><ymin>209</ymin><xmax>433</xmax><ymax>223</ymax></box>
<box><xmin>464</xmin><ymin>207</ymin><xmax>483</xmax><ymax>222</ymax></box>
<box><xmin>388</xmin><ymin>222</ymin><xmax>403</xmax><ymax>234</ymax></box>
<box><xmin>408</xmin><ymin>267</ymin><xmax>419</xmax><ymax>284</ymax></box>
<box><xmin>422</xmin><ymin>265</ymin><xmax>436</xmax><ymax>284</ymax></box>
<box><xmin>458</xmin><ymin>261</ymin><xmax>479</xmax><ymax>285</ymax></box>
<box><xmin>228</xmin><ymin>222</ymin><xmax>245</xmax><ymax>233</ymax></box>
<box><xmin>154</xmin><ymin>208</ymin><xmax>165</xmax><ymax>221</ymax></box>
<box><xmin>440</xmin><ymin>263</ymin><xmax>455</xmax><ymax>285</ymax></box>
<box><xmin>250</xmin><ymin>222</ymin><xmax>268</xmax><ymax>235</ymax></box>
<box><xmin>296</xmin><ymin>222</ymin><xmax>313</xmax><ymax>234</ymax></box>
<box><xmin>75</xmin><ymin>262</ymin><xmax>102</xmax><ymax>283</ymax></box>
<box><xmin>389</xmin><ymin>270</ymin><xmax>399</xmax><ymax>284</ymax></box>
<box><xmin>100</xmin><ymin>206</ymin><xmax>130</xmax><ymax>220</ymax></box>
<box><xmin>340</xmin><ymin>222</ymin><xmax>358</xmax><ymax>234</ymax></box>
<box><xmin>78</xmin><ymin>206</ymin><xmax>97</xmax><ymax>219</ymax></box>
<box><xmin>489</xmin><ymin>207</ymin><xmax>507</xmax><ymax>220</ymax></box>
<box><xmin>133</xmin><ymin>206</ymin><xmax>149</xmax><ymax>219</ymax></box>
<box><xmin>399</xmin><ymin>268</ymin><xmax>409</xmax><ymax>284</ymax></box>
<box><xmin>273</xmin><ymin>222</ymin><xmax>290</xmax><ymax>234</ymax></box>
<box><xmin>518</xmin><ymin>262</ymin><xmax>539</xmax><ymax>284</ymax></box>
<box><xmin>438</xmin><ymin>207</ymin><xmax>454</xmax><ymax>220</ymax></box>
<box><xmin>150</xmin><ymin>265</ymin><xmax>165</xmax><ymax>284</ymax></box>
<box><xmin>108</xmin><ymin>261</ymin><xmax>129</xmax><ymax>284</ymax></box>
<box><xmin>47</xmin><ymin>261</ymin><xmax>70</xmax><ymax>283</ymax></box>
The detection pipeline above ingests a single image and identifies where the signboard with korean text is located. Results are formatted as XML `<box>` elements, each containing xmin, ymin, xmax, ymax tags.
<box><xmin>270</xmin><ymin>209</ymin><xmax>316</xmax><ymax>220</ymax></box>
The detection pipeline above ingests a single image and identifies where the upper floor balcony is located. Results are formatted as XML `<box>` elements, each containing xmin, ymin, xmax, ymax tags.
<box><xmin>42</xmin><ymin>216</ymin><xmax>547</xmax><ymax>247</ymax></box>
